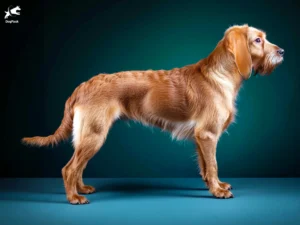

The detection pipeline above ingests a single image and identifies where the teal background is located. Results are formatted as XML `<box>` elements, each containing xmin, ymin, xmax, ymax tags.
<box><xmin>2</xmin><ymin>0</ymin><xmax>300</xmax><ymax>177</ymax></box>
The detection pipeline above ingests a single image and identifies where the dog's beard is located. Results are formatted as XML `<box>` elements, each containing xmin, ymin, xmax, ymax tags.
<box><xmin>254</xmin><ymin>53</ymin><xmax>283</xmax><ymax>76</ymax></box>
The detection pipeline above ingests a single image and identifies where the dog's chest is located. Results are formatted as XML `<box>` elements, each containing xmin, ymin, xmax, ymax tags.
<box><xmin>210</xmin><ymin>71</ymin><xmax>236</xmax><ymax>108</ymax></box>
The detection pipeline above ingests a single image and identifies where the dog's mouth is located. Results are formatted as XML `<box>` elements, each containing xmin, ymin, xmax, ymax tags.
<box><xmin>273</xmin><ymin>55</ymin><xmax>284</xmax><ymax>64</ymax></box>
<box><xmin>253</xmin><ymin>55</ymin><xmax>283</xmax><ymax>76</ymax></box>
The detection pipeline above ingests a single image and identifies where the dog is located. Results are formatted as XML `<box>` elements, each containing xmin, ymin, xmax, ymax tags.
<box><xmin>22</xmin><ymin>24</ymin><xmax>284</xmax><ymax>204</ymax></box>
<box><xmin>4</xmin><ymin>6</ymin><xmax>21</xmax><ymax>19</ymax></box>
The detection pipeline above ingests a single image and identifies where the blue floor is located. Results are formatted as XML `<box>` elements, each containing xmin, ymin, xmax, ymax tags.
<box><xmin>0</xmin><ymin>178</ymin><xmax>299</xmax><ymax>225</ymax></box>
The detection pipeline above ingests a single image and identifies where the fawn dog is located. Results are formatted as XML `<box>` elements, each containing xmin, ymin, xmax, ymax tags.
<box><xmin>22</xmin><ymin>24</ymin><xmax>284</xmax><ymax>204</ymax></box>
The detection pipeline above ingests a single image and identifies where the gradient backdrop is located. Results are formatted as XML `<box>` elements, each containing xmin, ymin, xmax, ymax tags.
<box><xmin>2</xmin><ymin>0</ymin><xmax>300</xmax><ymax>178</ymax></box>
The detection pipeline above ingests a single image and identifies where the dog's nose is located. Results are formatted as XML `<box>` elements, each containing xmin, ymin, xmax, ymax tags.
<box><xmin>277</xmin><ymin>48</ymin><xmax>284</xmax><ymax>56</ymax></box>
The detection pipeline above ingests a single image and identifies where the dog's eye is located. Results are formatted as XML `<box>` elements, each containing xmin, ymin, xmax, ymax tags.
<box><xmin>255</xmin><ymin>38</ymin><xmax>261</xmax><ymax>43</ymax></box>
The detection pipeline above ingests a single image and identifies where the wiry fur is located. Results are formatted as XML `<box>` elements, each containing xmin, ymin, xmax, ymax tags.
<box><xmin>22</xmin><ymin>25</ymin><xmax>283</xmax><ymax>204</ymax></box>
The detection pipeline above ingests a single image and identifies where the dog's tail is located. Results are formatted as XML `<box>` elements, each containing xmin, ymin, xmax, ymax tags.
<box><xmin>22</xmin><ymin>97</ymin><xmax>74</xmax><ymax>147</ymax></box>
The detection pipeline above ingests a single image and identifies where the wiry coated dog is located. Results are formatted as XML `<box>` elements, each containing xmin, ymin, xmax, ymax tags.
<box><xmin>22</xmin><ymin>24</ymin><xmax>284</xmax><ymax>204</ymax></box>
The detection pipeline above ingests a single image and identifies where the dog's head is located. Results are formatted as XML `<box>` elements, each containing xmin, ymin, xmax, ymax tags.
<box><xmin>224</xmin><ymin>24</ymin><xmax>284</xmax><ymax>79</ymax></box>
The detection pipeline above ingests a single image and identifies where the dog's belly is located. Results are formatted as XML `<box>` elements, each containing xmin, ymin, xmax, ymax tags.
<box><xmin>169</xmin><ymin>120</ymin><xmax>196</xmax><ymax>140</ymax></box>
<box><xmin>138</xmin><ymin>116</ymin><xmax>196</xmax><ymax>140</ymax></box>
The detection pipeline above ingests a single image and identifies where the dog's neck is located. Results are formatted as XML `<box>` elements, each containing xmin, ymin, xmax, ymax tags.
<box><xmin>197</xmin><ymin>41</ymin><xmax>244</xmax><ymax>95</ymax></box>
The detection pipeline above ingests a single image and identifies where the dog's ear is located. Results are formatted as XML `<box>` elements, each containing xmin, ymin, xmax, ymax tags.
<box><xmin>226</xmin><ymin>27</ymin><xmax>252</xmax><ymax>79</ymax></box>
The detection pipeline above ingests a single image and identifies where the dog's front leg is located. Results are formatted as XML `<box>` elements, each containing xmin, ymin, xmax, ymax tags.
<box><xmin>196</xmin><ymin>143</ymin><xmax>232</xmax><ymax>190</ymax></box>
<box><xmin>196</xmin><ymin>144</ymin><xmax>209</xmax><ymax>187</ymax></box>
<box><xmin>195</xmin><ymin>129</ymin><xmax>233</xmax><ymax>199</ymax></box>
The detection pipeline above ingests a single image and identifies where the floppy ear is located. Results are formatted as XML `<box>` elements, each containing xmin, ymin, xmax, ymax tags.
<box><xmin>227</xmin><ymin>30</ymin><xmax>252</xmax><ymax>79</ymax></box>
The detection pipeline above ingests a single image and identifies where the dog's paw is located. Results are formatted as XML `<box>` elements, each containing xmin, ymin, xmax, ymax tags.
<box><xmin>210</xmin><ymin>188</ymin><xmax>234</xmax><ymax>199</ymax></box>
<box><xmin>68</xmin><ymin>194</ymin><xmax>90</xmax><ymax>204</ymax></box>
<box><xmin>219</xmin><ymin>182</ymin><xmax>232</xmax><ymax>190</ymax></box>
<box><xmin>77</xmin><ymin>185</ymin><xmax>96</xmax><ymax>194</ymax></box>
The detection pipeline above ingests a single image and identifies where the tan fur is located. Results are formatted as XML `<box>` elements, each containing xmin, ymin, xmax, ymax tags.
<box><xmin>22</xmin><ymin>25</ymin><xmax>283</xmax><ymax>203</ymax></box>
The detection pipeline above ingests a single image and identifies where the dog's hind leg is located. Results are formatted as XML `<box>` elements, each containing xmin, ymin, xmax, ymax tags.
<box><xmin>62</xmin><ymin>106</ymin><xmax>116</xmax><ymax>204</ymax></box>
